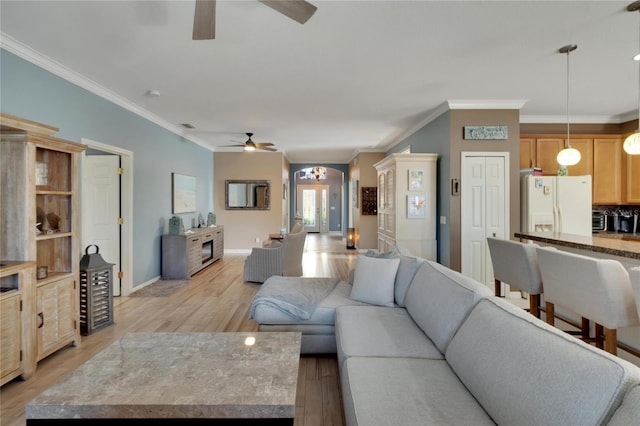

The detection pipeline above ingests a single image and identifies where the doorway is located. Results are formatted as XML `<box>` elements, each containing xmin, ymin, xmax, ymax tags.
<box><xmin>460</xmin><ymin>152</ymin><xmax>510</xmax><ymax>290</ymax></box>
<box><xmin>81</xmin><ymin>138</ymin><xmax>134</xmax><ymax>296</ymax></box>
<box><xmin>297</xmin><ymin>185</ymin><xmax>330</xmax><ymax>233</ymax></box>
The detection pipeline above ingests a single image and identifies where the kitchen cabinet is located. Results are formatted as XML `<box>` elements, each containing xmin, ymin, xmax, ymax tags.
<box><xmin>522</xmin><ymin>135</ymin><xmax>631</xmax><ymax>205</ymax></box>
<box><xmin>566</xmin><ymin>138</ymin><xmax>593</xmax><ymax>177</ymax></box>
<box><xmin>374</xmin><ymin>153</ymin><xmax>437</xmax><ymax>260</ymax></box>
<box><xmin>520</xmin><ymin>138</ymin><xmax>536</xmax><ymax>169</ymax></box>
<box><xmin>593</xmin><ymin>138</ymin><xmax>622</xmax><ymax>205</ymax></box>
<box><xmin>624</xmin><ymin>151</ymin><xmax>640</xmax><ymax>204</ymax></box>
<box><xmin>535</xmin><ymin>138</ymin><xmax>563</xmax><ymax>175</ymax></box>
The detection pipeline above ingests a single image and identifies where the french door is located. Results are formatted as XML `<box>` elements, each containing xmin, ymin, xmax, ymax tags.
<box><xmin>297</xmin><ymin>185</ymin><xmax>329</xmax><ymax>233</ymax></box>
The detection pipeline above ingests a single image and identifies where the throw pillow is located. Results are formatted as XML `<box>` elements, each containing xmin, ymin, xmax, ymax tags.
<box><xmin>350</xmin><ymin>255</ymin><xmax>400</xmax><ymax>307</ymax></box>
<box><xmin>365</xmin><ymin>249</ymin><xmax>395</xmax><ymax>259</ymax></box>
<box><xmin>394</xmin><ymin>255</ymin><xmax>421</xmax><ymax>307</ymax></box>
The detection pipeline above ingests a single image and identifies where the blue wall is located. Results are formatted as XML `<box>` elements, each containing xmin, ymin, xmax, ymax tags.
<box><xmin>387</xmin><ymin>112</ymin><xmax>451</xmax><ymax>266</ymax></box>
<box><xmin>1</xmin><ymin>50</ymin><xmax>213</xmax><ymax>287</ymax></box>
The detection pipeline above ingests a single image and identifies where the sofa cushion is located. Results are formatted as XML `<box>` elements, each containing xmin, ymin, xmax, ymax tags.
<box><xmin>350</xmin><ymin>256</ymin><xmax>400</xmax><ymax>307</ymax></box>
<box><xmin>335</xmin><ymin>306</ymin><xmax>443</xmax><ymax>366</ymax></box>
<box><xmin>404</xmin><ymin>261</ymin><xmax>491</xmax><ymax>353</ymax></box>
<box><xmin>608</xmin><ymin>382</ymin><xmax>640</xmax><ymax>425</ymax></box>
<box><xmin>394</xmin><ymin>254</ymin><xmax>422</xmax><ymax>307</ymax></box>
<box><xmin>340</xmin><ymin>357</ymin><xmax>495</xmax><ymax>426</ymax></box>
<box><xmin>446</xmin><ymin>297</ymin><xmax>640</xmax><ymax>426</ymax></box>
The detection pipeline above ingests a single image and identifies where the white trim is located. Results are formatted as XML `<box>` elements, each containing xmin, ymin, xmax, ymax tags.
<box><xmin>520</xmin><ymin>114</ymin><xmax>635</xmax><ymax>124</ymax></box>
<box><xmin>128</xmin><ymin>276</ymin><xmax>161</xmax><ymax>294</ymax></box>
<box><xmin>1</xmin><ymin>33</ymin><xmax>212</xmax><ymax>151</ymax></box>
<box><xmin>224</xmin><ymin>249</ymin><xmax>252</xmax><ymax>254</ymax></box>
<box><xmin>447</xmin><ymin>99</ymin><xmax>528</xmax><ymax>110</ymax></box>
<box><xmin>81</xmin><ymin>138</ymin><xmax>135</xmax><ymax>296</ymax></box>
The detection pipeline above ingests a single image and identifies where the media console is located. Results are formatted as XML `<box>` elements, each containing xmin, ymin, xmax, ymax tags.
<box><xmin>161</xmin><ymin>226</ymin><xmax>224</xmax><ymax>279</ymax></box>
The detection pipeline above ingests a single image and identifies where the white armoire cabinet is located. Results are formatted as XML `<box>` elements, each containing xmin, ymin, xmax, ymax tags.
<box><xmin>374</xmin><ymin>153</ymin><xmax>438</xmax><ymax>260</ymax></box>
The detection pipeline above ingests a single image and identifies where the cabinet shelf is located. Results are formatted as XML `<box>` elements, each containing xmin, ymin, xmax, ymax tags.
<box><xmin>36</xmin><ymin>190</ymin><xmax>73</xmax><ymax>196</ymax></box>
<box><xmin>36</xmin><ymin>232</ymin><xmax>72</xmax><ymax>241</ymax></box>
<box><xmin>35</xmin><ymin>271</ymin><xmax>73</xmax><ymax>287</ymax></box>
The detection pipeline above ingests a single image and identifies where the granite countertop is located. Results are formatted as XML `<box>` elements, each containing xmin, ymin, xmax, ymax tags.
<box><xmin>514</xmin><ymin>232</ymin><xmax>640</xmax><ymax>261</ymax></box>
<box><xmin>26</xmin><ymin>332</ymin><xmax>301</xmax><ymax>420</ymax></box>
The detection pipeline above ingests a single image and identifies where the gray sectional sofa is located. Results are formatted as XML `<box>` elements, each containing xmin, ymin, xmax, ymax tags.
<box><xmin>251</xmin><ymin>250</ymin><xmax>640</xmax><ymax>425</ymax></box>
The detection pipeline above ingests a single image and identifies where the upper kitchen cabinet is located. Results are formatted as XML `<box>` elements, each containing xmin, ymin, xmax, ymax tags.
<box><xmin>623</xmin><ymin>150</ymin><xmax>640</xmax><ymax>204</ymax></box>
<box><xmin>592</xmin><ymin>138</ymin><xmax>622</xmax><ymax>205</ymax></box>
<box><xmin>520</xmin><ymin>137</ymin><xmax>536</xmax><ymax>169</ymax></box>
<box><xmin>566</xmin><ymin>138</ymin><xmax>593</xmax><ymax>177</ymax></box>
<box><xmin>535</xmin><ymin>138</ymin><xmax>563</xmax><ymax>175</ymax></box>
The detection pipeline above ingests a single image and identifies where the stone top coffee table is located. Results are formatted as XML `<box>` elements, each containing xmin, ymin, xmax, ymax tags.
<box><xmin>26</xmin><ymin>332</ymin><xmax>301</xmax><ymax>425</ymax></box>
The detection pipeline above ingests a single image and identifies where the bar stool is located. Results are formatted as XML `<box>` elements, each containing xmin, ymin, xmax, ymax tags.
<box><xmin>536</xmin><ymin>247</ymin><xmax>640</xmax><ymax>355</ymax></box>
<box><xmin>630</xmin><ymin>267</ymin><xmax>640</xmax><ymax>319</ymax></box>
<box><xmin>486</xmin><ymin>237</ymin><xmax>542</xmax><ymax>318</ymax></box>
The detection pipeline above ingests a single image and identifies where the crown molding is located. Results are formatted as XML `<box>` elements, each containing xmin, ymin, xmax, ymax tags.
<box><xmin>447</xmin><ymin>99</ymin><xmax>528</xmax><ymax>110</ymax></box>
<box><xmin>520</xmin><ymin>114</ymin><xmax>632</xmax><ymax>124</ymax></box>
<box><xmin>1</xmin><ymin>33</ymin><xmax>212</xmax><ymax>151</ymax></box>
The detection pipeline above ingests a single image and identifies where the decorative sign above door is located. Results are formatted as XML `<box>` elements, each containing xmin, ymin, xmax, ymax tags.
<box><xmin>463</xmin><ymin>126</ymin><xmax>508</xmax><ymax>140</ymax></box>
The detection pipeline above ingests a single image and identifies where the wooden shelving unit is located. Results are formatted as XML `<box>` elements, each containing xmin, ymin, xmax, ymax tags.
<box><xmin>1</xmin><ymin>113</ymin><xmax>86</xmax><ymax>382</ymax></box>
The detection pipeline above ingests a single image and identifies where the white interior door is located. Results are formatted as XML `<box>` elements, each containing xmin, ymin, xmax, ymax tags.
<box><xmin>297</xmin><ymin>185</ymin><xmax>329</xmax><ymax>233</ymax></box>
<box><xmin>461</xmin><ymin>153</ymin><xmax>509</xmax><ymax>290</ymax></box>
<box><xmin>82</xmin><ymin>154</ymin><xmax>121</xmax><ymax>296</ymax></box>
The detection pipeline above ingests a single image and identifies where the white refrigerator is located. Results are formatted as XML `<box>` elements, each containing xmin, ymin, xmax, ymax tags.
<box><xmin>521</xmin><ymin>175</ymin><xmax>592</xmax><ymax>236</ymax></box>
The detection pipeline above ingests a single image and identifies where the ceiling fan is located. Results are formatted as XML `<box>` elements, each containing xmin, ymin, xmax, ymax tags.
<box><xmin>193</xmin><ymin>0</ymin><xmax>317</xmax><ymax>40</ymax></box>
<box><xmin>221</xmin><ymin>133</ymin><xmax>277</xmax><ymax>152</ymax></box>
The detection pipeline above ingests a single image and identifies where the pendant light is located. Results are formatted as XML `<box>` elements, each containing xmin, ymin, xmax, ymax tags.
<box><xmin>624</xmin><ymin>1</ymin><xmax>640</xmax><ymax>155</ymax></box>
<box><xmin>557</xmin><ymin>44</ymin><xmax>581</xmax><ymax>167</ymax></box>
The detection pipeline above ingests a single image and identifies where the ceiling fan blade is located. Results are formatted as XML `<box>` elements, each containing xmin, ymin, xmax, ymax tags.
<box><xmin>259</xmin><ymin>147</ymin><xmax>278</xmax><ymax>152</ymax></box>
<box><xmin>219</xmin><ymin>144</ymin><xmax>244</xmax><ymax>148</ymax></box>
<box><xmin>259</xmin><ymin>0</ymin><xmax>317</xmax><ymax>24</ymax></box>
<box><xmin>193</xmin><ymin>0</ymin><xmax>216</xmax><ymax>40</ymax></box>
<box><xmin>255</xmin><ymin>142</ymin><xmax>274</xmax><ymax>148</ymax></box>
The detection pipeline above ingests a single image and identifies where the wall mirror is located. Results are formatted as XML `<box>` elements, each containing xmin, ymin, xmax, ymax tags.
<box><xmin>225</xmin><ymin>180</ymin><xmax>271</xmax><ymax>210</ymax></box>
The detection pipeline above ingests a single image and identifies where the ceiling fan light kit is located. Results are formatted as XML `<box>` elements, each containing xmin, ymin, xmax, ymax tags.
<box><xmin>192</xmin><ymin>0</ymin><xmax>317</xmax><ymax>40</ymax></box>
<box><xmin>221</xmin><ymin>133</ymin><xmax>277</xmax><ymax>152</ymax></box>
<box><xmin>624</xmin><ymin>0</ymin><xmax>640</xmax><ymax>155</ymax></box>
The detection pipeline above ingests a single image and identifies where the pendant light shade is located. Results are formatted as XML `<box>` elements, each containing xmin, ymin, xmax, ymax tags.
<box><xmin>557</xmin><ymin>44</ymin><xmax>580</xmax><ymax>167</ymax></box>
<box><xmin>557</xmin><ymin>147</ymin><xmax>582</xmax><ymax>166</ymax></box>
<box><xmin>624</xmin><ymin>132</ymin><xmax>640</xmax><ymax>154</ymax></box>
<box><xmin>625</xmin><ymin>1</ymin><xmax>640</xmax><ymax>155</ymax></box>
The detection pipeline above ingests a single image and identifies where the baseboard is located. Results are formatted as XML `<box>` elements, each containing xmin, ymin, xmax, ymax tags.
<box><xmin>129</xmin><ymin>276</ymin><xmax>160</xmax><ymax>294</ymax></box>
<box><xmin>224</xmin><ymin>249</ymin><xmax>252</xmax><ymax>254</ymax></box>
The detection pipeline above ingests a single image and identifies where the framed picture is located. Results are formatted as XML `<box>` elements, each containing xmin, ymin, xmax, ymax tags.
<box><xmin>408</xmin><ymin>170</ymin><xmax>424</xmax><ymax>191</ymax></box>
<box><xmin>172</xmin><ymin>173</ymin><xmax>197</xmax><ymax>214</ymax></box>
<box><xmin>407</xmin><ymin>195</ymin><xmax>426</xmax><ymax>219</ymax></box>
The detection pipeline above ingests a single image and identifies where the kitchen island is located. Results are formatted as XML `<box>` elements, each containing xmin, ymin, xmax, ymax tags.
<box><xmin>514</xmin><ymin>231</ymin><xmax>640</xmax><ymax>266</ymax></box>
<box><xmin>514</xmin><ymin>231</ymin><xmax>640</xmax><ymax>364</ymax></box>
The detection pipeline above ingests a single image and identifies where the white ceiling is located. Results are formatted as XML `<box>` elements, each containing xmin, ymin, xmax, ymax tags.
<box><xmin>1</xmin><ymin>1</ymin><xmax>638</xmax><ymax>163</ymax></box>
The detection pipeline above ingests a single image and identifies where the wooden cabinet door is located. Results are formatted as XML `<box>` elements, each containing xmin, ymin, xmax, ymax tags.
<box><xmin>593</xmin><ymin>138</ymin><xmax>622</xmax><ymax>205</ymax></box>
<box><xmin>566</xmin><ymin>138</ymin><xmax>593</xmax><ymax>177</ymax></box>
<box><xmin>1</xmin><ymin>293</ymin><xmax>21</xmax><ymax>383</ymax></box>
<box><xmin>535</xmin><ymin>138</ymin><xmax>563</xmax><ymax>175</ymax></box>
<box><xmin>37</xmin><ymin>277</ymin><xmax>76</xmax><ymax>360</ymax></box>
<box><xmin>520</xmin><ymin>138</ymin><xmax>536</xmax><ymax>169</ymax></box>
<box><xmin>624</xmin><ymin>152</ymin><xmax>640</xmax><ymax>204</ymax></box>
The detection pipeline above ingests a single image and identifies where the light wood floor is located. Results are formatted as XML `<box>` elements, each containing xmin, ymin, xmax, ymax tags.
<box><xmin>0</xmin><ymin>233</ymin><xmax>358</xmax><ymax>426</ymax></box>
